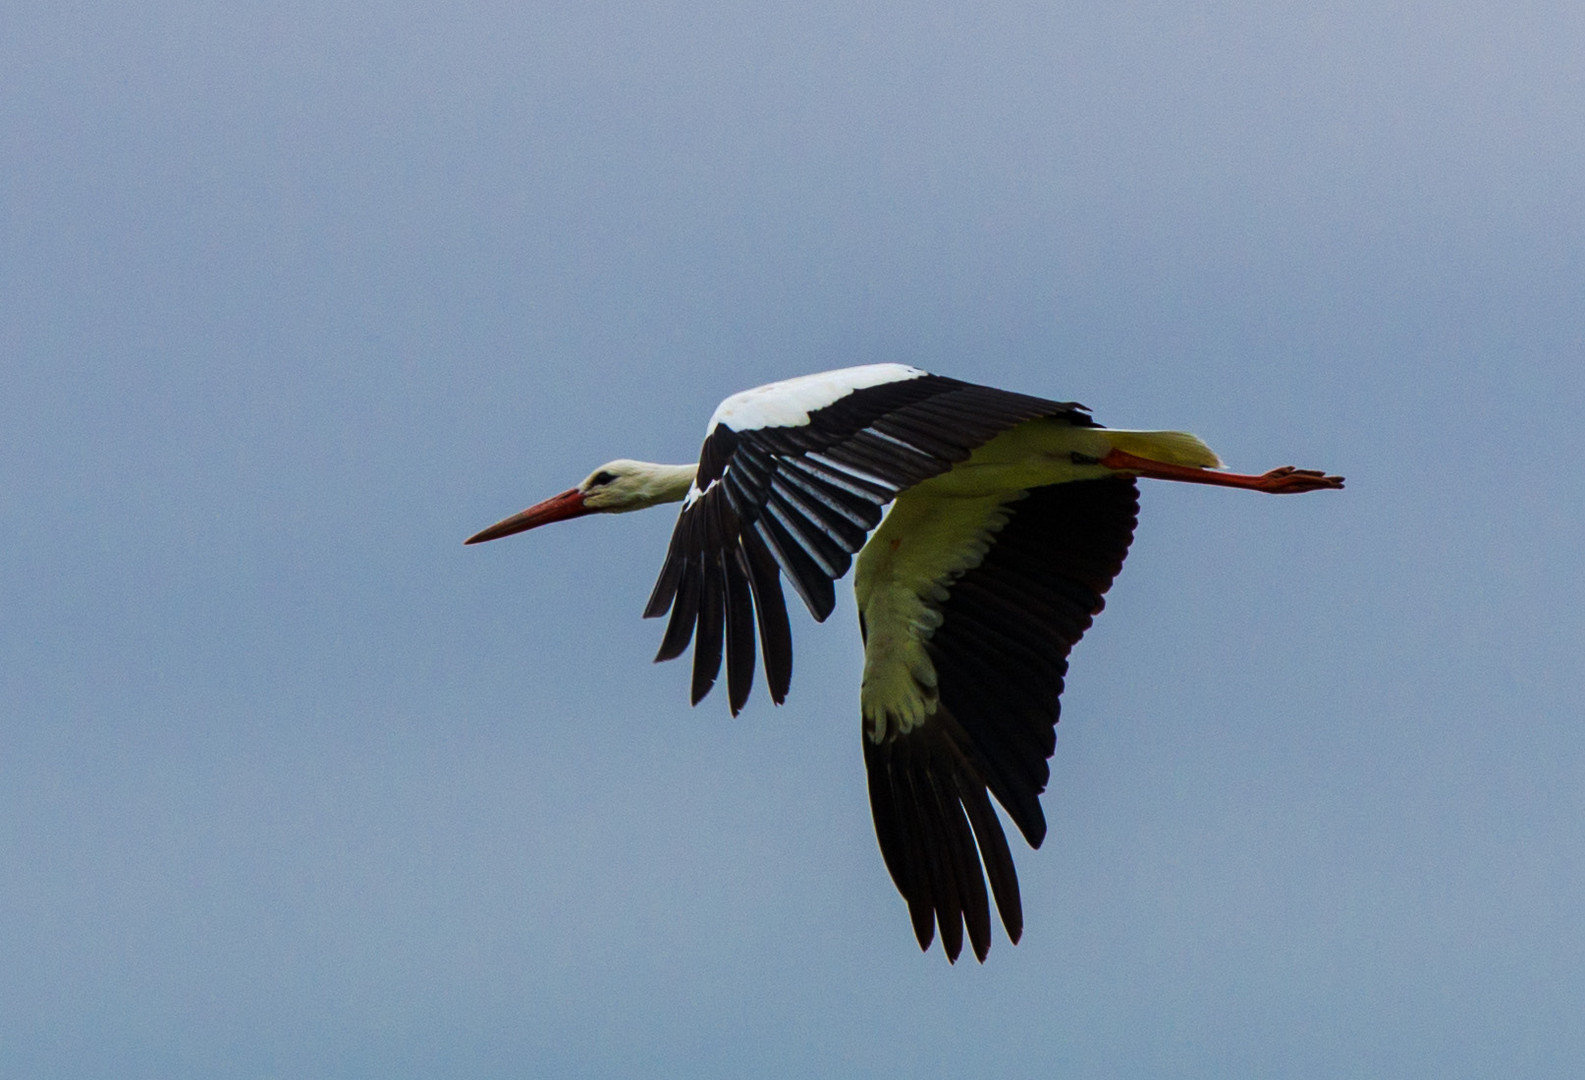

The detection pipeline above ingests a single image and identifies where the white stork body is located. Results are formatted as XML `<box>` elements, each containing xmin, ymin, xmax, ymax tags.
<box><xmin>467</xmin><ymin>364</ymin><xmax>1342</xmax><ymax>962</ymax></box>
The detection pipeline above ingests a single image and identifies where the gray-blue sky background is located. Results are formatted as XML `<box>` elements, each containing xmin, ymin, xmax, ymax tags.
<box><xmin>3</xmin><ymin>1</ymin><xmax>1582</xmax><ymax>1076</ymax></box>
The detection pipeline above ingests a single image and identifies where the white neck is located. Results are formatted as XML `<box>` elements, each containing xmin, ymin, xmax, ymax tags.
<box><xmin>636</xmin><ymin>463</ymin><xmax>697</xmax><ymax>506</ymax></box>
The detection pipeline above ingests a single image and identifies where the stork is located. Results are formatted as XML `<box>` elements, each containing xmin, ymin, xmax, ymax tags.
<box><xmin>466</xmin><ymin>363</ymin><xmax>1342</xmax><ymax>962</ymax></box>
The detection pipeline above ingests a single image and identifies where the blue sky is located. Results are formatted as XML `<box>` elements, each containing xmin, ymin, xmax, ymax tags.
<box><xmin>3</xmin><ymin>1</ymin><xmax>1582</xmax><ymax>1076</ymax></box>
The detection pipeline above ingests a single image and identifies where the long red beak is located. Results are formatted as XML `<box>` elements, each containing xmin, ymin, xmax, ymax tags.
<box><xmin>464</xmin><ymin>488</ymin><xmax>590</xmax><ymax>544</ymax></box>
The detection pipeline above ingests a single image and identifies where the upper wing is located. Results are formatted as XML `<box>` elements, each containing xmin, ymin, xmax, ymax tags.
<box><xmin>863</xmin><ymin>476</ymin><xmax>1139</xmax><ymax>961</ymax></box>
<box><xmin>642</xmin><ymin>367</ymin><xmax>1092</xmax><ymax>714</ymax></box>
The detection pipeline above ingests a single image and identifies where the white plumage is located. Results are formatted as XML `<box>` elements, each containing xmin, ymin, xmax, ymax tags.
<box><xmin>706</xmin><ymin>363</ymin><xmax>926</xmax><ymax>433</ymax></box>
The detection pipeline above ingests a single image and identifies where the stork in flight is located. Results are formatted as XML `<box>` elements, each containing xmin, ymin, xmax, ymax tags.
<box><xmin>466</xmin><ymin>364</ymin><xmax>1342</xmax><ymax>963</ymax></box>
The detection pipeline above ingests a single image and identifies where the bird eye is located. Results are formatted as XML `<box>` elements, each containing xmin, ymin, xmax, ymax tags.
<box><xmin>591</xmin><ymin>471</ymin><xmax>617</xmax><ymax>487</ymax></box>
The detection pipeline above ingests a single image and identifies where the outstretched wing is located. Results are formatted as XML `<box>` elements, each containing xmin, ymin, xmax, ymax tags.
<box><xmin>642</xmin><ymin>364</ymin><xmax>1092</xmax><ymax>714</ymax></box>
<box><xmin>864</xmin><ymin>476</ymin><xmax>1139</xmax><ymax>961</ymax></box>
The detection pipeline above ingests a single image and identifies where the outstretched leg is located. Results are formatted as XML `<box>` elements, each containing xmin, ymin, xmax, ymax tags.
<box><xmin>1099</xmin><ymin>448</ymin><xmax>1344</xmax><ymax>494</ymax></box>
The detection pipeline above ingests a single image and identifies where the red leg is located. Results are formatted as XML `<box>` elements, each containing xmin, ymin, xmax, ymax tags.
<box><xmin>1099</xmin><ymin>448</ymin><xmax>1344</xmax><ymax>494</ymax></box>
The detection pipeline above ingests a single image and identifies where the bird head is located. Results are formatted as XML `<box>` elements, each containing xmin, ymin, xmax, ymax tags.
<box><xmin>465</xmin><ymin>459</ymin><xmax>694</xmax><ymax>545</ymax></box>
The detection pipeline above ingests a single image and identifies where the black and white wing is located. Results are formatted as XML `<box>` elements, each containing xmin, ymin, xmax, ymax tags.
<box><xmin>642</xmin><ymin>364</ymin><xmax>1094</xmax><ymax>714</ymax></box>
<box><xmin>863</xmin><ymin>476</ymin><xmax>1139</xmax><ymax>962</ymax></box>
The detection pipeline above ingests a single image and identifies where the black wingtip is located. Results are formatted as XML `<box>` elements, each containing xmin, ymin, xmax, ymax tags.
<box><xmin>910</xmin><ymin>902</ymin><xmax>936</xmax><ymax>955</ymax></box>
<box><xmin>810</xmin><ymin>592</ymin><xmax>837</xmax><ymax>623</ymax></box>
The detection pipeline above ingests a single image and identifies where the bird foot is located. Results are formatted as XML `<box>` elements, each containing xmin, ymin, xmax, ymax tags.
<box><xmin>1252</xmin><ymin>466</ymin><xmax>1346</xmax><ymax>494</ymax></box>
